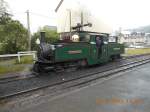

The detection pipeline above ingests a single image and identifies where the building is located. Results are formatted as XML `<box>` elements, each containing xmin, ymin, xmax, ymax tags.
<box><xmin>44</xmin><ymin>25</ymin><xmax>57</xmax><ymax>31</ymax></box>
<box><xmin>145</xmin><ymin>33</ymin><xmax>150</xmax><ymax>44</ymax></box>
<box><xmin>119</xmin><ymin>31</ymin><xmax>146</xmax><ymax>45</ymax></box>
<box><xmin>110</xmin><ymin>30</ymin><xmax>150</xmax><ymax>47</ymax></box>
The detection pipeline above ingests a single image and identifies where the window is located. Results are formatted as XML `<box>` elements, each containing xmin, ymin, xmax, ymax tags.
<box><xmin>80</xmin><ymin>34</ymin><xmax>90</xmax><ymax>42</ymax></box>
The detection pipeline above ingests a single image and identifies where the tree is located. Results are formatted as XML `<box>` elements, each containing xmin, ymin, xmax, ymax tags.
<box><xmin>0</xmin><ymin>0</ymin><xmax>9</xmax><ymax>17</ymax></box>
<box><xmin>31</xmin><ymin>26</ymin><xmax>59</xmax><ymax>50</ymax></box>
<box><xmin>0</xmin><ymin>0</ymin><xmax>28</xmax><ymax>54</ymax></box>
<box><xmin>0</xmin><ymin>19</ymin><xmax>28</xmax><ymax>54</ymax></box>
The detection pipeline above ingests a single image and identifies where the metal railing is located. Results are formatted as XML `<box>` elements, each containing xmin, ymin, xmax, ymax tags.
<box><xmin>0</xmin><ymin>51</ymin><xmax>37</xmax><ymax>63</ymax></box>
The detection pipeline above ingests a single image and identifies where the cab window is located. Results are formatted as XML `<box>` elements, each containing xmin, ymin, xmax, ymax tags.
<box><xmin>80</xmin><ymin>34</ymin><xmax>90</xmax><ymax>42</ymax></box>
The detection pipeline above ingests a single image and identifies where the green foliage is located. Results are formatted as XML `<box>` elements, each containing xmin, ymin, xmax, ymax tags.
<box><xmin>0</xmin><ymin>14</ymin><xmax>28</xmax><ymax>54</ymax></box>
<box><xmin>31</xmin><ymin>26</ymin><xmax>59</xmax><ymax>50</ymax></box>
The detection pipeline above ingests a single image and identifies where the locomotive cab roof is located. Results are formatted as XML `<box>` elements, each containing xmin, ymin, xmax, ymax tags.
<box><xmin>60</xmin><ymin>31</ymin><xmax>109</xmax><ymax>36</ymax></box>
<box><xmin>60</xmin><ymin>31</ymin><xmax>109</xmax><ymax>42</ymax></box>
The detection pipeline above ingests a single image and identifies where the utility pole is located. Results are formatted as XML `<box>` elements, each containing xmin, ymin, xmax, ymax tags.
<box><xmin>81</xmin><ymin>12</ymin><xmax>83</xmax><ymax>31</ymax></box>
<box><xmin>69</xmin><ymin>9</ymin><xmax>71</xmax><ymax>37</ymax></box>
<box><xmin>69</xmin><ymin>10</ymin><xmax>71</xmax><ymax>35</ymax></box>
<box><xmin>67</xmin><ymin>9</ymin><xmax>72</xmax><ymax>37</ymax></box>
<box><xmin>26</xmin><ymin>10</ymin><xmax>31</xmax><ymax>51</ymax></box>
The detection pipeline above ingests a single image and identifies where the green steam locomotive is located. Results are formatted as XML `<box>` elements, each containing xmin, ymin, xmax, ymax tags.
<box><xmin>33</xmin><ymin>24</ymin><xmax>124</xmax><ymax>73</ymax></box>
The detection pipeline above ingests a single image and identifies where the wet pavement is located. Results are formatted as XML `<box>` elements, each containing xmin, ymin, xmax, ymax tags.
<box><xmin>3</xmin><ymin>62</ymin><xmax>150</xmax><ymax>112</ymax></box>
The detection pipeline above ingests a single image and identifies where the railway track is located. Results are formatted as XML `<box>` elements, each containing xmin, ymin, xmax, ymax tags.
<box><xmin>0</xmin><ymin>53</ymin><xmax>149</xmax><ymax>84</ymax></box>
<box><xmin>0</xmin><ymin>54</ymin><xmax>150</xmax><ymax>100</ymax></box>
<box><xmin>0</xmin><ymin>73</ymin><xmax>35</xmax><ymax>84</ymax></box>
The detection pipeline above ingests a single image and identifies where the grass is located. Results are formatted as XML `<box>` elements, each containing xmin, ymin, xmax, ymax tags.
<box><xmin>0</xmin><ymin>65</ymin><xmax>25</xmax><ymax>75</ymax></box>
<box><xmin>125</xmin><ymin>48</ymin><xmax>150</xmax><ymax>56</ymax></box>
<box><xmin>15</xmin><ymin>56</ymin><xmax>34</xmax><ymax>64</ymax></box>
<box><xmin>0</xmin><ymin>56</ymin><xmax>34</xmax><ymax>65</ymax></box>
<box><xmin>0</xmin><ymin>56</ymin><xmax>34</xmax><ymax>75</ymax></box>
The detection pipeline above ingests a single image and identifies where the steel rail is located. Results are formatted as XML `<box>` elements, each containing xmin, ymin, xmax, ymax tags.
<box><xmin>0</xmin><ymin>53</ymin><xmax>149</xmax><ymax>84</ymax></box>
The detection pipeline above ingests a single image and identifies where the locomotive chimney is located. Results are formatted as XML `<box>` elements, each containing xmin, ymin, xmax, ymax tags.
<box><xmin>40</xmin><ymin>31</ymin><xmax>46</xmax><ymax>43</ymax></box>
<box><xmin>116</xmin><ymin>36</ymin><xmax>118</xmax><ymax>43</ymax></box>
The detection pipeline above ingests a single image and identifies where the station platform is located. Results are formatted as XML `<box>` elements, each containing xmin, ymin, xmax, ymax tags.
<box><xmin>18</xmin><ymin>63</ymin><xmax>150</xmax><ymax>112</ymax></box>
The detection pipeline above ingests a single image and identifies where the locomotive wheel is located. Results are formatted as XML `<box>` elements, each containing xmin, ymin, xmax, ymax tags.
<box><xmin>111</xmin><ymin>54</ymin><xmax>121</xmax><ymax>61</ymax></box>
<box><xmin>33</xmin><ymin>62</ymin><xmax>44</xmax><ymax>73</ymax></box>
<box><xmin>117</xmin><ymin>54</ymin><xmax>121</xmax><ymax>59</ymax></box>
<box><xmin>78</xmin><ymin>60</ymin><xmax>88</xmax><ymax>68</ymax></box>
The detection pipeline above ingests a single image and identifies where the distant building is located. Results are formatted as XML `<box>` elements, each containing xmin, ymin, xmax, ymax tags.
<box><xmin>110</xmin><ymin>30</ymin><xmax>150</xmax><ymax>47</ymax></box>
<box><xmin>145</xmin><ymin>33</ymin><xmax>150</xmax><ymax>44</ymax></box>
<box><xmin>118</xmin><ymin>31</ymin><xmax>147</xmax><ymax>45</ymax></box>
<box><xmin>44</xmin><ymin>25</ymin><xmax>57</xmax><ymax>30</ymax></box>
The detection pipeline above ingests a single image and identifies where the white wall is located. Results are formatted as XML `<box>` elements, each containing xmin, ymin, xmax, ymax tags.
<box><xmin>56</xmin><ymin>0</ymin><xmax>112</xmax><ymax>34</ymax></box>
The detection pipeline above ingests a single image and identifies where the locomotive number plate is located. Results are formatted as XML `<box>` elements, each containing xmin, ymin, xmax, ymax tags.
<box><xmin>68</xmin><ymin>50</ymin><xmax>82</xmax><ymax>54</ymax></box>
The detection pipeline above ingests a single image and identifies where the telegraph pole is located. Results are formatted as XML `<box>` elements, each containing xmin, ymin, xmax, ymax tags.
<box><xmin>66</xmin><ymin>9</ymin><xmax>72</xmax><ymax>37</ymax></box>
<box><xmin>81</xmin><ymin>12</ymin><xmax>83</xmax><ymax>31</ymax></box>
<box><xmin>26</xmin><ymin>10</ymin><xmax>31</xmax><ymax>51</ymax></box>
<box><xmin>69</xmin><ymin>9</ymin><xmax>72</xmax><ymax>37</ymax></box>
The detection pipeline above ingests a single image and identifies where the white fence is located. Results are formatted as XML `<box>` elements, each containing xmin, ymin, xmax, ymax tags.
<box><xmin>0</xmin><ymin>51</ymin><xmax>37</xmax><ymax>63</ymax></box>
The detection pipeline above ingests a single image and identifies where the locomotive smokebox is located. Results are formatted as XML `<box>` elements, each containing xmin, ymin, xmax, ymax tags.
<box><xmin>40</xmin><ymin>31</ymin><xmax>46</xmax><ymax>43</ymax></box>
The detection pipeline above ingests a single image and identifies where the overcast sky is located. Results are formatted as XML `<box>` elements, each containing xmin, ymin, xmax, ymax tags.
<box><xmin>5</xmin><ymin>0</ymin><xmax>150</xmax><ymax>33</ymax></box>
